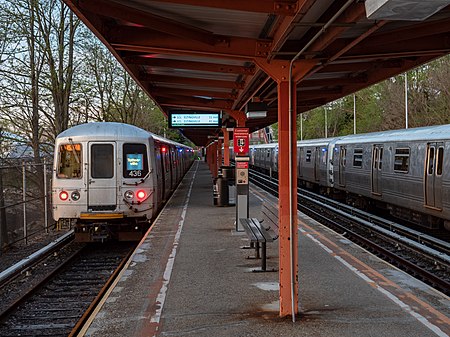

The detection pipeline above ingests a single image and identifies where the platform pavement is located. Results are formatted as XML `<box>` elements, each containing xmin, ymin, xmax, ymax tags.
<box><xmin>82</xmin><ymin>160</ymin><xmax>450</xmax><ymax>337</ymax></box>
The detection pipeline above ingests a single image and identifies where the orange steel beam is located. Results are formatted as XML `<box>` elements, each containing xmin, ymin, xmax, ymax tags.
<box><xmin>157</xmin><ymin>97</ymin><xmax>233</xmax><ymax>110</ymax></box>
<box><xmin>254</xmin><ymin>58</ymin><xmax>316</xmax><ymax>83</ymax></box>
<box><xmin>150</xmin><ymin>87</ymin><xmax>237</xmax><ymax>100</ymax></box>
<box><xmin>78</xmin><ymin>0</ymin><xmax>217</xmax><ymax>45</ymax></box>
<box><xmin>226</xmin><ymin>110</ymin><xmax>247</xmax><ymax>127</ymax></box>
<box><xmin>269</xmin><ymin>0</ymin><xmax>316</xmax><ymax>56</ymax></box>
<box><xmin>125</xmin><ymin>57</ymin><xmax>255</xmax><ymax>75</ymax></box>
<box><xmin>140</xmin><ymin>74</ymin><xmax>244</xmax><ymax>89</ymax></box>
<box><xmin>278</xmin><ymin>80</ymin><xmax>298</xmax><ymax>318</ymax></box>
<box><xmin>299</xmin><ymin>75</ymin><xmax>368</xmax><ymax>87</ymax></box>
<box><xmin>140</xmin><ymin>0</ymin><xmax>299</xmax><ymax>15</ymax></box>
<box><xmin>110</xmin><ymin>26</ymin><xmax>272</xmax><ymax>60</ymax></box>
<box><xmin>304</xmin><ymin>3</ymin><xmax>366</xmax><ymax>53</ymax></box>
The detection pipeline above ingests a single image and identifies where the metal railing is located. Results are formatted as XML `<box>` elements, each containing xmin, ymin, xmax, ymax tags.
<box><xmin>0</xmin><ymin>157</ymin><xmax>54</xmax><ymax>254</ymax></box>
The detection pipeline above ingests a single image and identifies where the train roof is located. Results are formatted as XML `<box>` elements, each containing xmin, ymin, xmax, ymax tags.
<box><xmin>249</xmin><ymin>143</ymin><xmax>278</xmax><ymax>149</ymax></box>
<box><xmin>335</xmin><ymin>124</ymin><xmax>450</xmax><ymax>145</ymax></box>
<box><xmin>56</xmin><ymin>122</ymin><xmax>191</xmax><ymax>149</ymax></box>
<box><xmin>56</xmin><ymin>122</ymin><xmax>151</xmax><ymax>140</ymax></box>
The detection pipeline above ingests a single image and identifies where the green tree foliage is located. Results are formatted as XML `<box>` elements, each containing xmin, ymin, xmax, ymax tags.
<box><xmin>291</xmin><ymin>55</ymin><xmax>450</xmax><ymax>140</ymax></box>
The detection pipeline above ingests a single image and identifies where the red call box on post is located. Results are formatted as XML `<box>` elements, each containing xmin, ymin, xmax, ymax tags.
<box><xmin>233</xmin><ymin>128</ymin><xmax>249</xmax><ymax>156</ymax></box>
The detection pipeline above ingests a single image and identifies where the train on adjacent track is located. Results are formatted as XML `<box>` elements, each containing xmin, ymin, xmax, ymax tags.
<box><xmin>52</xmin><ymin>122</ymin><xmax>194</xmax><ymax>242</ymax></box>
<box><xmin>247</xmin><ymin>124</ymin><xmax>450</xmax><ymax>231</ymax></box>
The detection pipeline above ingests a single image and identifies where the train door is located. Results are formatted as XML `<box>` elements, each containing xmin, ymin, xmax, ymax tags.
<box><xmin>87</xmin><ymin>142</ymin><xmax>116</xmax><ymax>210</ymax></box>
<box><xmin>425</xmin><ymin>142</ymin><xmax>444</xmax><ymax>209</ymax></box>
<box><xmin>338</xmin><ymin>146</ymin><xmax>346</xmax><ymax>186</ymax></box>
<box><xmin>314</xmin><ymin>147</ymin><xmax>320</xmax><ymax>181</ymax></box>
<box><xmin>371</xmin><ymin>145</ymin><xmax>383</xmax><ymax>195</ymax></box>
<box><xmin>298</xmin><ymin>147</ymin><xmax>303</xmax><ymax>178</ymax></box>
<box><xmin>162</xmin><ymin>145</ymin><xmax>172</xmax><ymax>198</ymax></box>
<box><xmin>154</xmin><ymin>144</ymin><xmax>164</xmax><ymax>206</ymax></box>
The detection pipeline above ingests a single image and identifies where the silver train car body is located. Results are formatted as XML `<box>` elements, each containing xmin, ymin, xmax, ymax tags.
<box><xmin>52</xmin><ymin>122</ymin><xmax>194</xmax><ymax>241</ymax></box>
<box><xmin>249</xmin><ymin>124</ymin><xmax>450</xmax><ymax>230</ymax></box>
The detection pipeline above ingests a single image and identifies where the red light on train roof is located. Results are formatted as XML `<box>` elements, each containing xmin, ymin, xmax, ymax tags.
<box><xmin>161</xmin><ymin>147</ymin><xmax>167</xmax><ymax>153</ymax></box>
<box><xmin>59</xmin><ymin>191</ymin><xmax>69</xmax><ymax>201</ymax></box>
<box><xmin>136</xmin><ymin>190</ymin><xmax>146</xmax><ymax>201</ymax></box>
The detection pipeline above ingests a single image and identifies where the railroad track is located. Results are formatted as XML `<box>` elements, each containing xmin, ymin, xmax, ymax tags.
<box><xmin>0</xmin><ymin>242</ymin><xmax>135</xmax><ymax>337</ymax></box>
<box><xmin>249</xmin><ymin>169</ymin><xmax>450</xmax><ymax>295</ymax></box>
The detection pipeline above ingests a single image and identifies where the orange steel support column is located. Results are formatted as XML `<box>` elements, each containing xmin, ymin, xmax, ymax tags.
<box><xmin>255</xmin><ymin>58</ymin><xmax>301</xmax><ymax>319</ymax></box>
<box><xmin>223</xmin><ymin>128</ymin><xmax>230</xmax><ymax>166</ymax></box>
<box><xmin>218</xmin><ymin>138</ymin><xmax>223</xmax><ymax>168</ymax></box>
<box><xmin>278</xmin><ymin>80</ymin><xmax>298</xmax><ymax>318</ymax></box>
<box><xmin>212</xmin><ymin>141</ymin><xmax>218</xmax><ymax>178</ymax></box>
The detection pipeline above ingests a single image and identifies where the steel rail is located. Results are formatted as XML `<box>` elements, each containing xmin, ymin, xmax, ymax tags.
<box><xmin>0</xmin><ymin>230</ymin><xmax>74</xmax><ymax>288</ymax></box>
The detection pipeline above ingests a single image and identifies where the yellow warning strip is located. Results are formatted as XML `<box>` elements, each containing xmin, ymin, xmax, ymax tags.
<box><xmin>80</xmin><ymin>212</ymin><xmax>124</xmax><ymax>220</ymax></box>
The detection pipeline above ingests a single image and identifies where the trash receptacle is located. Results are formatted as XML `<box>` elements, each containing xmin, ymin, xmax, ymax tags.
<box><xmin>216</xmin><ymin>176</ymin><xmax>229</xmax><ymax>206</ymax></box>
<box><xmin>221</xmin><ymin>166</ymin><xmax>235</xmax><ymax>206</ymax></box>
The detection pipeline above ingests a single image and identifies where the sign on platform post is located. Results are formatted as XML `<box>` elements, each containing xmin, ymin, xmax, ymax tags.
<box><xmin>234</xmin><ymin>122</ymin><xmax>250</xmax><ymax>231</ymax></box>
<box><xmin>233</xmin><ymin>128</ymin><xmax>249</xmax><ymax>157</ymax></box>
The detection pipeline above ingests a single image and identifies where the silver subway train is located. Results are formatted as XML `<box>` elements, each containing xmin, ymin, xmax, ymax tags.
<box><xmin>248</xmin><ymin>124</ymin><xmax>450</xmax><ymax>231</ymax></box>
<box><xmin>52</xmin><ymin>122</ymin><xmax>194</xmax><ymax>242</ymax></box>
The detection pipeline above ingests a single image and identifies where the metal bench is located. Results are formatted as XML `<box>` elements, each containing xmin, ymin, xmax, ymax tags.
<box><xmin>239</xmin><ymin>203</ymin><xmax>279</xmax><ymax>272</ymax></box>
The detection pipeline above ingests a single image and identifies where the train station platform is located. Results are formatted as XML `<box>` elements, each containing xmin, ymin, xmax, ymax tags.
<box><xmin>82</xmin><ymin>160</ymin><xmax>450</xmax><ymax>337</ymax></box>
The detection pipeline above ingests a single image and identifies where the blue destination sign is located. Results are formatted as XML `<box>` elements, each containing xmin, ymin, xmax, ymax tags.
<box><xmin>168</xmin><ymin>111</ymin><xmax>221</xmax><ymax>128</ymax></box>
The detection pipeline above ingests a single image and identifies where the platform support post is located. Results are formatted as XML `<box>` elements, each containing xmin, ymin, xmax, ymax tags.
<box><xmin>218</xmin><ymin>137</ymin><xmax>223</xmax><ymax>168</ymax></box>
<box><xmin>212</xmin><ymin>140</ymin><xmax>218</xmax><ymax>179</ymax></box>
<box><xmin>223</xmin><ymin>128</ymin><xmax>230</xmax><ymax>166</ymax></box>
<box><xmin>278</xmin><ymin>80</ymin><xmax>298</xmax><ymax>318</ymax></box>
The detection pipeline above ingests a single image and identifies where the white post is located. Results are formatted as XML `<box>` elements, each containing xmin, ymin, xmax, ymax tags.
<box><xmin>405</xmin><ymin>73</ymin><xmax>408</xmax><ymax>129</ymax></box>
<box><xmin>300</xmin><ymin>114</ymin><xmax>303</xmax><ymax>141</ymax></box>
<box><xmin>324</xmin><ymin>107</ymin><xmax>328</xmax><ymax>138</ymax></box>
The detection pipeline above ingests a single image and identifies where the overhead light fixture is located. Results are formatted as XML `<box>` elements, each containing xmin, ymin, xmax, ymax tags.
<box><xmin>245</xmin><ymin>102</ymin><xmax>268</xmax><ymax>119</ymax></box>
<box><xmin>365</xmin><ymin>0</ymin><xmax>450</xmax><ymax>21</ymax></box>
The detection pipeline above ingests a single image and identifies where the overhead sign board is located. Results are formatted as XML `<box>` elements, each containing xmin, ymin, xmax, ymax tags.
<box><xmin>233</xmin><ymin>128</ymin><xmax>249</xmax><ymax>156</ymax></box>
<box><xmin>168</xmin><ymin>111</ymin><xmax>221</xmax><ymax>128</ymax></box>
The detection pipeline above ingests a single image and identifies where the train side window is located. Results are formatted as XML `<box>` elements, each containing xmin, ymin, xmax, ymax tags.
<box><xmin>123</xmin><ymin>143</ymin><xmax>149</xmax><ymax>178</ymax></box>
<box><xmin>428</xmin><ymin>147</ymin><xmax>435</xmax><ymax>175</ymax></box>
<box><xmin>394</xmin><ymin>148</ymin><xmax>410</xmax><ymax>173</ymax></box>
<box><xmin>57</xmin><ymin>143</ymin><xmax>82</xmax><ymax>179</ymax></box>
<box><xmin>306</xmin><ymin>150</ymin><xmax>312</xmax><ymax>162</ymax></box>
<box><xmin>353</xmin><ymin>148</ymin><xmax>363</xmax><ymax>168</ymax></box>
<box><xmin>379</xmin><ymin>148</ymin><xmax>383</xmax><ymax>170</ymax></box>
<box><xmin>437</xmin><ymin>147</ymin><xmax>444</xmax><ymax>176</ymax></box>
<box><xmin>91</xmin><ymin>144</ymin><xmax>113</xmax><ymax>178</ymax></box>
<box><xmin>372</xmin><ymin>148</ymin><xmax>378</xmax><ymax>169</ymax></box>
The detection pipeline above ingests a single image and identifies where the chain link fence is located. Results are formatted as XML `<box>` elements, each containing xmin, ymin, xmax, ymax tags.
<box><xmin>0</xmin><ymin>158</ymin><xmax>54</xmax><ymax>254</ymax></box>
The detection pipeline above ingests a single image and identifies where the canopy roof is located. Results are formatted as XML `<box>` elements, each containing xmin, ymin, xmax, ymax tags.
<box><xmin>64</xmin><ymin>0</ymin><xmax>450</xmax><ymax>145</ymax></box>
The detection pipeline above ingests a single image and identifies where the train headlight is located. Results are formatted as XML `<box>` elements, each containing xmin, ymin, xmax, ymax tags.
<box><xmin>59</xmin><ymin>191</ymin><xmax>69</xmax><ymax>201</ymax></box>
<box><xmin>71</xmin><ymin>191</ymin><xmax>80</xmax><ymax>201</ymax></box>
<box><xmin>124</xmin><ymin>190</ymin><xmax>134</xmax><ymax>200</ymax></box>
<box><xmin>136</xmin><ymin>190</ymin><xmax>146</xmax><ymax>201</ymax></box>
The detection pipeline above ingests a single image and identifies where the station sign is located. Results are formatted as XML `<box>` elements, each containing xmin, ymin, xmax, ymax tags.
<box><xmin>233</xmin><ymin>128</ymin><xmax>249</xmax><ymax>156</ymax></box>
<box><xmin>168</xmin><ymin>110</ymin><xmax>221</xmax><ymax>128</ymax></box>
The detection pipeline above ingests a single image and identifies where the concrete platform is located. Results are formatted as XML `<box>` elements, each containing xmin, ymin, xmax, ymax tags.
<box><xmin>82</xmin><ymin>160</ymin><xmax>450</xmax><ymax>337</ymax></box>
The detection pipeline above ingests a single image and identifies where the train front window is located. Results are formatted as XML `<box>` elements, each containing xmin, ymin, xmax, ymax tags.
<box><xmin>91</xmin><ymin>144</ymin><xmax>113</xmax><ymax>178</ymax></box>
<box><xmin>57</xmin><ymin>143</ymin><xmax>82</xmax><ymax>179</ymax></box>
<box><xmin>123</xmin><ymin>143</ymin><xmax>149</xmax><ymax>178</ymax></box>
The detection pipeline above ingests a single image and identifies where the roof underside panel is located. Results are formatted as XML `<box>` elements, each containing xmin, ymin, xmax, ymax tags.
<box><xmin>64</xmin><ymin>0</ymin><xmax>450</xmax><ymax>145</ymax></box>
